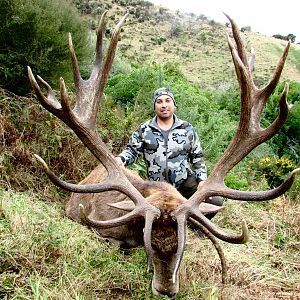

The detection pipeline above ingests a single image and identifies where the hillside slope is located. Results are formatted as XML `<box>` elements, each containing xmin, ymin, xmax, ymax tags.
<box><xmin>89</xmin><ymin>1</ymin><xmax>300</xmax><ymax>87</ymax></box>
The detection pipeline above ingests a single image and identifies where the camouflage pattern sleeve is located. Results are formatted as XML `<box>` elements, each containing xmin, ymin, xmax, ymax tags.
<box><xmin>189</xmin><ymin>128</ymin><xmax>207</xmax><ymax>181</ymax></box>
<box><xmin>118</xmin><ymin>126</ymin><xmax>144</xmax><ymax>166</ymax></box>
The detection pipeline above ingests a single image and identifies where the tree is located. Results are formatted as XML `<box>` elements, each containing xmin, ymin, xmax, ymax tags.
<box><xmin>272</xmin><ymin>33</ymin><xmax>296</xmax><ymax>43</ymax></box>
<box><xmin>0</xmin><ymin>0</ymin><xmax>91</xmax><ymax>95</ymax></box>
<box><xmin>287</xmin><ymin>33</ymin><xmax>296</xmax><ymax>43</ymax></box>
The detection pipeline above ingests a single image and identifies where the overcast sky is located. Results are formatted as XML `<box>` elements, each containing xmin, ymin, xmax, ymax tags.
<box><xmin>149</xmin><ymin>0</ymin><xmax>300</xmax><ymax>43</ymax></box>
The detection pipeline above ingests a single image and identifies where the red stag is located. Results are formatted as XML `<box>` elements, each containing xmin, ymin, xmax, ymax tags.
<box><xmin>28</xmin><ymin>11</ymin><xmax>299</xmax><ymax>299</ymax></box>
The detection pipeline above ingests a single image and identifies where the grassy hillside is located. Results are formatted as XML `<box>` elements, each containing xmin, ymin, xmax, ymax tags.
<box><xmin>1</xmin><ymin>189</ymin><xmax>299</xmax><ymax>299</ymax></box>
<box><xmin>93</xmin><ymin>1</ymin><xmax>300</xmax><ymax>87</ymax></box>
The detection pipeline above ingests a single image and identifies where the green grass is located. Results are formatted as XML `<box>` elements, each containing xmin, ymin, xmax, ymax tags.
<box><xmin>1</xmin><ymin>189</ymin><xmax>299</xmax><ymax>299</ymax></box>
<box><xmin>0</xmin><ymin>190</ymin><xmax>158</xmax><ymax>299</ymax></box>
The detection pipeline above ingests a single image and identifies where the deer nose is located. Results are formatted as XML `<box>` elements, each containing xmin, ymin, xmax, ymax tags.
<box><xmin>154</xmin><ymin>288</ymin><xmax>176</xmax><ymax>299</ymax></box>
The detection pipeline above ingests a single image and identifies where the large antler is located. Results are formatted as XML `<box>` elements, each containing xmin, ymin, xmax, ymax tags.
<box><xmin>171</xmin><ymin>14</ymin><xmax>300</xmax><ymax>279</ymax></box>
<box><xmin>192</xmin><ymin>14</ymin><xmax>299</xmax><ymax>202</ymax></box>
<box><xmin>28</xmin><ymin>12</ymin><xmax>160</xmax><ymax>263</ymax></box>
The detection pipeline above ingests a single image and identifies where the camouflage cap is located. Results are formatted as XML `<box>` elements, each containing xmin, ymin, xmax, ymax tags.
<box><xmin>153</xmin><ymin>87</ymin><xmax>177</xmax><ymax>108</ymax></box>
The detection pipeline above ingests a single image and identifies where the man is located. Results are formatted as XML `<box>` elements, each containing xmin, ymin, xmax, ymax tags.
<box><xmin>116</xmin><ymin>87</ymin><xmax>223</xmax><ymax>211</ymax></box>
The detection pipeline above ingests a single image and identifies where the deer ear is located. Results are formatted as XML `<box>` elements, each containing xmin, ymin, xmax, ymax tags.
<box><xmin>107</xmin><ymin>200</ymin><xmax>135</xmax><ymax>212</ymax></box>
<box><xmin>199</xmin><ymin>202</ymin><xmax>224</xmax><ymax>215</ymax></box>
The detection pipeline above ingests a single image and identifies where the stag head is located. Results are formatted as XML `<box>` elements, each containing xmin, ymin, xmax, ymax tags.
<box><xmin>28</xmin><ymin>11</ymin><xmax>299</xmax><ymax>299</ymax></box>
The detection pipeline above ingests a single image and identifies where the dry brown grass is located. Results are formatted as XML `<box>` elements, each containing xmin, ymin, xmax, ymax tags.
<box><xmin>180</xmin><ymin>197</ymin><xmax>300</xmax><ymax>299</ymax></box>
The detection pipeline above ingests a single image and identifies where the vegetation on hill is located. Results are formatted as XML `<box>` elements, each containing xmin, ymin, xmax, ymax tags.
<box><xmin>273</xmin><ymin>33</ymin><xmax>297</xmax><ymax>43</ymax></box>
<box><xmin>104</xmin><ymin>1</ymin><xmax>300</xmax><ymax>87</ymax></box>
<box><xmin>0</xmin><ymin>0</ymin><xmax>299</xmax><ymax>299</ymax></box>
<box><xmin>0</xmin><ymin>0</ymin><xmax>92</xmax><ymax>95</ymax></box>
<box><xmin>68</xmin><ymin>0</ymin><xmax>300</xmax><ymax>88</ymax></box>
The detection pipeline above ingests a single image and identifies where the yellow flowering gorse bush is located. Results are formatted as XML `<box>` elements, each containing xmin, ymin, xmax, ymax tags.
<box><xmin>249</xmin><ymin>156</ymin><xmax>295</xmax><ymax>188</ymax></box>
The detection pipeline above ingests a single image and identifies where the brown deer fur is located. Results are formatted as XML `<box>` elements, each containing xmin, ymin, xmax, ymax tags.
<box><xmin>66</xmin><ymin>165</ymin><xmax>185</xmax><ymax>252</ymax></box>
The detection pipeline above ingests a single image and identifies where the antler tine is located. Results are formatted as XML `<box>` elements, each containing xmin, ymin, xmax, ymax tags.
<box><xmin>100</xmin><ymin>13</ymin><xmax>128</xmax><ymax>85</ymax></box>
<box><xmin>226</xmin><ymin>32</ymin><xmax>253</xmax><ymax>117</ymax></box>
<box><xmin>94</xmin><ymin>10</ymin><xmax>108</xmax><ymax>70</ymax></box>
<box><xmin>79</xmin><ymin>203</ymin><xmax>145</xmax><ymax>228</ymax></box>
<box><xmin>226</xmin><ymin>33</ymin><xmax>248</xmax><ymax>85</ymax></box>
<box><xmin>191</xmin><ymin>219</ymin><xmax>228</xmax><ymax>284</ymax></box>
<box><xmin>27</xmin><ymin>67</ymin><xmax>62</xmax><ymax>113</ymax></box>
<box><xmin>144</xmin><ymin>211</ymin><xmax>158</xmax><ymax>271</ymax></box>
<box><xmin>97</xmin><ymin>12</ymin><xmax>128</xmax><ymax>101</ymax></box>
<box><xmin>34</xmin><ymin>154</ymin><xmax>140</xmax><ymax>195</ymax></box>
<box><xmin>69</xmin><ymin>12</ymin><xmax>128</xmax><ymax>131</ymax></box>
<box><xmin>224</xmin><ymin>13</ymin><xmax>249</xmax><ymax>68</ymax></box>
<box><xmin>211</xmin><ymin>167</ymin><xmax>300</xmax><ymax>201</ymax></box>
<box><xmin>259</xmin><ymin>42</ymin><xmax>290</xmax><ymax>101</ymax></box>
<box><xmin>261</xmin><ymin>83</ymin><xmax>289</xmax><ymax>138</ymax></box>
<box><xmin>172</xmin><ymin>215</ymin><xmax>187</xmax><ymax>284</ymax></box>
<box><xmin>60</xmin><ymin>77</ymin><xmax>75</xmax><ymax>119</ymax></box>
<box><xmin>68</xmin><ymin>32</ymin><xmax>81</xmax><ymax>89</ymax></box>
<box><xmin>175</xmin><ymin>206</ymin><xmax>249</xmax><ymax>244</ymax></box>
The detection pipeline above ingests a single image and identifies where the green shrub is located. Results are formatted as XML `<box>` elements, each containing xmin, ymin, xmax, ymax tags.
<box><xmin>106</xmin><ymin>62</ymin><xmax>237</xmax><ymax>169</ymax></box>
<box><xmin>224</xmin><ymin>173</ymin><xmax>248</xmax><ymax>190</ymax></box>
<box><xmin>0</xmin><ymin>0</ymin><xmax>91</xmax><ymax>95</ymax></box>
<box><xmin>105</xmin><ymin>64</ymin><xmax>161</xmax><ymax>110</ymax></box>
<box><xmin>215</xmin><ymin>80</ymin><xmax>300</xmax><ymax>165</ymax></box>
<box><xmin>262</xmin><ymin>80</ymin><xmax>300</xmax><ymax>163</ymax></box>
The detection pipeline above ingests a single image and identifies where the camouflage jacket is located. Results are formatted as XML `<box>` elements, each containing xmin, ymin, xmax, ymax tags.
<box><xmin>118</xmin><ymin>115</ymin><xmax>207</xmax><ymax>188</ymax></box>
